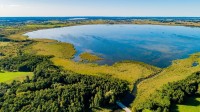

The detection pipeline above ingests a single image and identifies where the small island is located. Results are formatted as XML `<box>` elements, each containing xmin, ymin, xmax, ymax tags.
<box><xmin>79</xmin><ymin>52</ymin><xmax>103</xmax><ymax>62</ymax></box>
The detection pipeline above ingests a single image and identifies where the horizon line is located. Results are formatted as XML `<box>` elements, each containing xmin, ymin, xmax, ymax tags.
<box><xmin>1</xmin><ymin>16</ymin><xmax>200</xmax><ymax>18</ymax></box>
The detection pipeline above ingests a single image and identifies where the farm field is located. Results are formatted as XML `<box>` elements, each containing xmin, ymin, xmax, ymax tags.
<box><xmin>0</xmin><ymin>72</ymin><xmax>33</xmax><ymax>83</ymax></box>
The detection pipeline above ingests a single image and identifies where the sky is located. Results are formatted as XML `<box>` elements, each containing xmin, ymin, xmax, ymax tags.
<box><xmin>0</xmin><ymin>0</ymin><xmax>200</xmax><ymax>17</ymax></box>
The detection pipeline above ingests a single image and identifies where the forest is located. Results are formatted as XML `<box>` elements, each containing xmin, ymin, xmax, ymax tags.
<box><xmin>0</xmin><ymin>54</ymin><xmax>129</xmax><ymax>111</ymax></box>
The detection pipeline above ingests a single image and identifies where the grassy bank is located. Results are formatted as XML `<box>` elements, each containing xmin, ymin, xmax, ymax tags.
<box><xmin>23</xmin><ymin>40</ymin><xmax>76</xmax><ymax>59</ymax></box>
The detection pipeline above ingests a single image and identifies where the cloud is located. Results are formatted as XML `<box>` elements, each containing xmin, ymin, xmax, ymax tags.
<box><xmin>8</xmin><ymin>4</ymin><xmax>21</xmax><ymax>7</ymax></box>
<box><xmin>0</xmin><ymin>4</ymin><xmax>21</xmax><ymax>8</ymax></box>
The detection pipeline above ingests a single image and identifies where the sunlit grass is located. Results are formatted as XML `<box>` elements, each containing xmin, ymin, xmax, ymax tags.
<box><xmin>8</xmin><ymin>33</ymin><xmax>28</xmax><ymax>40</ymax></box>
<box><xmin>80</xmin><ymin>52</ymin><xmax>103</xmax><ymax>62</ymax></box>
<box><xmin>52</xmin><ymin>58</ymin><xmax>160</xmax><ymax>86</ymax></box>
<box><xmin>171</xmin><ymin>97</ymin><xmax>200</xmax><ymax>112</ymax></box>
<box><xmin>23</xmin><ymin>41</ymin><xmax>76</xmax><ymax>59</ymax></box>
<box><xmin>0</xmin><ymin>72</ymin><xmax>33</xmax><ymax>83</ymax></box>
<box><xmin>0</xmin><ymin>42</ymin><xmax>20</xmax><ymax>59</ymax></box>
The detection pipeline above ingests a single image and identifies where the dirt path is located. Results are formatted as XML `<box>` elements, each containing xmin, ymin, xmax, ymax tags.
<box><xmin>116</xmin><ymin>70</ymin><xmax>162</xmax><ymax>111</ymax></box>
<box><xmin>132</xmin><ymin>70</ymin><xmax>162</xmax><ymax>96</ymax></box>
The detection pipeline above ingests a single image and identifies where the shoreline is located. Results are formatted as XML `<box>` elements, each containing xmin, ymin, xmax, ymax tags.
<box><xmin>22</xmin><ymin>22</ymin><xmax>200</xmax><ymax>69</ymax></box>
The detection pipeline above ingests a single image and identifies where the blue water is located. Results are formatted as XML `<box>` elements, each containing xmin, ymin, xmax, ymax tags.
<box><xmin>25</xmin><ymin>24</ymin><xmax>200</xmax><ymax>68</ymax></box>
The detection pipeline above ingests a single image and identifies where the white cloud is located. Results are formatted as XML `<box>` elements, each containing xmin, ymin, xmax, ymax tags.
<box><xmin>0</xmin><ymin>4</ymin><xmax>21</xmax><ymax>8</ymax></box>
<box><xmin>8</xmin><ymin>4</ymin><xmax>21</xmax><ymax>7</ymax></box>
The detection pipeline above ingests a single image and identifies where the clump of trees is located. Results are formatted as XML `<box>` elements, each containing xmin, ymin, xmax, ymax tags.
<box><xmin>136</xmin><ymin>72</ymin><xmax>200</xmax><ymax>112</ymax></box>
<box><xmin>0</xmin><ymin>54</ymin><xmax>53</xmax><ymax>72</ymax></box>
<box><xmin>0</xmin><ymin>55</ymin><xmax>129</xmax><ymax>111</ymax></box>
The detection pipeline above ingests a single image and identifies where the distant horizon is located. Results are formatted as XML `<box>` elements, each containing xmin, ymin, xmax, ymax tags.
<box><xmin>1</xmin><ymin>16</ymin><xmax>200</xmax><ymax>18</ymax></box>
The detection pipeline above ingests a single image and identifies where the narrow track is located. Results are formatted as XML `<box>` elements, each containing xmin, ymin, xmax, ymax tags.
<box><xmin>116</xmin><ymin>70</ymin><xmax>162</xmax><ymax>112</ymax></box>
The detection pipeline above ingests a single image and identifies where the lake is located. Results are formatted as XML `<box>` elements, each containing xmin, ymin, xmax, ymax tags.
<box><xmin>25</xmin><ymin>24</ymin><xmax>200</xmax><ymax>68</ymax></box>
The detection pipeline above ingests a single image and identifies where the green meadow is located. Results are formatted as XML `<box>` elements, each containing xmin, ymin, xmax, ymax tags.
<box><xmin>172</xmin><ymin>97</ymin><xmax>200</xmax><ymax>112</ymax></box>
<box><xmin>0</xmin><ymin>72</ymin><xmax>33</xmax><ymax>83</ymax></box>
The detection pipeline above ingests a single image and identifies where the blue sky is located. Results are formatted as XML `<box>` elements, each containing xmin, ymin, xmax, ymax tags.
<box><xmin>0</xmin><ymin>0</ymin><xmax>200</xmax><ymax>17</ymax></box>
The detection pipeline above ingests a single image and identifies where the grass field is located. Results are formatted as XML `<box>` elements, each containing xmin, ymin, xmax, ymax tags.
<box><xmin>171</xmin><ymin>96</ymin><xmax>200</xmax><ymax>112</ymax></box>
<box><xmin>132</xmin><ymin>53</ymin><xmax>200</xmax><ymax>110</ymax></box>
<box><xmin>0</xmin><ymin>72</ymin><xmax>33</xmax><ymax>83</ymax></box>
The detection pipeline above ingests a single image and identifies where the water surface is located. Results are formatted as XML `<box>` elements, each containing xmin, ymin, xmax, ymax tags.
<box><xmin>25</xmin><ymin>24</ymin><xmax>200</xmax><ymax>67</ymax></box>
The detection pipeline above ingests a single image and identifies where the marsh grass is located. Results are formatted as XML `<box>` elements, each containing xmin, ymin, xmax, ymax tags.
<box><xmin>0</xmin><ymin>42</ymin><xmax>21</xmax><ymax>59</ymax></box>
<box><xmin>52</xmin><ymin>58</ymin><xmax>160</xmax><ymax>87</ymax></box>
<box><xmin>23</xmin><ymin>41</ymin><xmax>76</xmax><ymax>59</ymax></box>
<box><xmin>79</xmin><ymin>52</ymin><xmax>103</xmax><ymax>62</ymax></box>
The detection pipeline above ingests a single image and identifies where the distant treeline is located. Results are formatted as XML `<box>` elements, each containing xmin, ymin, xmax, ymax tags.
<box><xmin>0</xmin><ymin>55</ymin><xmax>129</xmax><ymax>111</ymax></box>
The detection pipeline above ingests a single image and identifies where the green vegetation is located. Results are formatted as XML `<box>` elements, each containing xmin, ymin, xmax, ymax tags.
<box><xmin>80</xmin><ymin>52</ymin><xmax>103</xmax><ymax>62</ymax></box>
<box><xmin>0</xmin><ymin>42</ymin><xmax>21</xmax><ymax>59</ymax></box>
<box><xmin>133</xmin><ymin>20</ymin><xmax>200</xmax><ymax>27</ymax></box>
<box><xmin>0</xmin><ymin>72</ymin><xmax>33</xmax><ymax>83</ymax></box>
<box><xmin>133</xmin><ymin>71</ymin><xmax>200</xmax><ymax>111</ymax></box>
<box><xmin>52</xmin><ymin>58</ymin><xmax>160</xmax><ymax>86</ymax></box>
<box><xmin>132</xmin><ymin>53</ymin><xmax>200</xmax><ymax>111</ymax></box>
<box><xmin>1</xmin><ymin>19</ymin><xmax>200</xmax><ymax>111</ymax></box>
<box><xmin>172</xmin><ymin>97</ymin><xmax>200</xmax><ymax>112</ymax></box>
<box><xmin>0</xmin><ymin>55</ymin><xmax>129</xmax><ymax>111</ymax></box>
<box><xmin>0</xmin><ymin>54</ymin><xmax>53</xmax><ymax>72</ymax></box>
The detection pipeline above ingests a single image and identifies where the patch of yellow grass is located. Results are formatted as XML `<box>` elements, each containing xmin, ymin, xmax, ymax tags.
<box><xmin>80</xmin><ymin>52</ymin><xmax>103</xmax><ymax>62</ymax></box>
<box><xmin>24</xmin><ymin>41</ymin><xmax>76</xmax><ymax>59</ymax></box>
<box><xmin>0</xmin><ymin>42</ymin><xmax>10</xmax><ymax>47</ymax></box>
<box><xmin>0</xmin><ymin>42</ymin><xmax>20</xmax><ymax>59</ymax></box>
<box><xmin>32</xmin><ymin>38</ymin><xmax>58</xmax><ymax>43</ymax></box>
<box><xmin>132</xmin><ymin>53</ymin><xmax>200</xmax><ymax>110</ymax></box>
<box><xmin>52</xmin><ymin>58</ymin><xmax>160</xmax><ymax>85</ymax></box>
<box><xmin>8</xmin><ymin>33</ymin><xmax>28</xmax><ymax>40</ymax></box>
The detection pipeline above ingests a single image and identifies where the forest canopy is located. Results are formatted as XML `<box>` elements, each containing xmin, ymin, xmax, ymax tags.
<box><xmin>0</xmin><ymin>55</ymin><xmax>129</xmax><ymax>112</ymax></box>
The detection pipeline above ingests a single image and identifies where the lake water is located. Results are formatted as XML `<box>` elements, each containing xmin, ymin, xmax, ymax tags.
<box><xmin>25</xmin><ymin>24</ymin><xmax>200</xmax><ymax>68</ymax></box>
